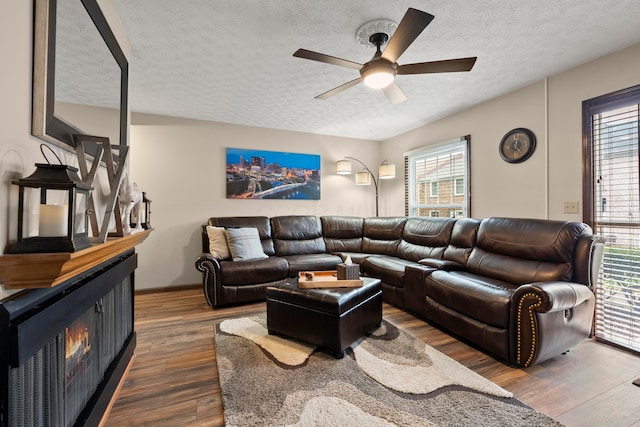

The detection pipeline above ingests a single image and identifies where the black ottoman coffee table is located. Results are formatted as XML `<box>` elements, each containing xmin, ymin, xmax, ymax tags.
<box><xmin>266</xmin><ymin>277</ymin><xmax>382</xmax><ymax>358</ymax></box>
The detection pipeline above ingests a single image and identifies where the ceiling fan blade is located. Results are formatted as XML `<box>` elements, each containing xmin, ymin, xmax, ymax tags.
<box><xmin>315</xmin><ymin>78</ymin><xmax>363</xmax><ymax>100</ymax></box>
<box><xmin>382</xmin><ymin>82</ymin><xmax>407</xmax><ymax>104</ymax></box>
<box><xmin>294</xmin><ymin>49</ymin><xmax>362</xmax><ymax>70</ymax></box>
<box><xmin>381</xmin><ymin>8</ymin><xmax>434</xmax><ymax>63</ymax></box>
<box><xmin>398</xmin><ymin>57</ymin><xmax>477</xmax><ymax>75</ymax></box>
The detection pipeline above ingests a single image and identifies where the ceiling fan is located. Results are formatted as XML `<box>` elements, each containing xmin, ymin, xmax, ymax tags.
<box><xmin>293</xmin><ymin>8</ymin><xmax>477</xmax><ymax>104</ymax></box>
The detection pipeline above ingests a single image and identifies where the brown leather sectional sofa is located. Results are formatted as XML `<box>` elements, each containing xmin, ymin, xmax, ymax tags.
<box><xmin>195</xmin><ymin>215</ymin><xmax>604</xmax><ymax>367</ymax></box>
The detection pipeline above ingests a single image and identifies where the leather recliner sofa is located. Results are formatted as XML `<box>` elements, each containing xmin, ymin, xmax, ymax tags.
<box><xmin>195</xmin><ymin>215</ymin><xmax>604</xmax><ymax>367</ymax></box>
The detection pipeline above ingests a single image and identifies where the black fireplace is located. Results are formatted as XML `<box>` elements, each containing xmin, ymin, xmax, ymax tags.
<box><xmin>1</xmin><ymin>250</ymin><xmax>137</xmax><ymax>427</ymax></box>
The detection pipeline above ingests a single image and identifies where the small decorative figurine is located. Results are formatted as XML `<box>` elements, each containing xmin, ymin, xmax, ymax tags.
<box><xmin>119</xmin><ymin>174</ymin><xmax>143</xmax><ymax>234</ymax></box>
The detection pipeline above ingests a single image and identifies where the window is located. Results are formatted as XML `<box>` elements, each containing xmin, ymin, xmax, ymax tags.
<box><xmin>583</xmin><ymin>84</ymin><xmax>640</xmax><ymax>353</ymax></box>
<box><xmin>430</xmin><ymin>181</ymin><xmax>438</xmax><ymax>197</ymax></box>
<box><xmin>455</xmin><ymin>178</ymin><xmax>464</xmax><ymax>196</ymax></box>
<box><xmin>405</xmin><ymin>136</ymin><xmax>470</xmax><ymax>217</ymax></box>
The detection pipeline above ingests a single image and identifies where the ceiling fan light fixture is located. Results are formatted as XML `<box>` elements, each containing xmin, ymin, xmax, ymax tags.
<box><xmin>361</xmin><ymin>59</ymin><xmax>396</xmax><ymax>89</ymax></box>
<box><xmin>363</xmin><ymin>69</ymin><xmax>395</xmax><ymax>89</ymax></box>
<box><xmin>295</xmin><ymin>8</ymin><xmax>475</xmax><ymax>103</ymax></box>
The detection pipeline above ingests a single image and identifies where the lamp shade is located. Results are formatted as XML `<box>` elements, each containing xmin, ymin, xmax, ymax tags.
<box><xmin>378</xmin><ymin>163</ymin><xmax>396</xmax><ymax>180</ymax></box>
<box><xmin>336</xmin><ymin>160</ymin><xmax>352</xmax><ymax>175</ymax></box>
<box><xmin>355</xmin><ymin>171</ymin><xmax>371</xmax><ymax>185</ymax></box>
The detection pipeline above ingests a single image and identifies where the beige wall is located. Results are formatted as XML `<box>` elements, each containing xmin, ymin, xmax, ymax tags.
<box><xmin>128</xmin><ymin>114</ymin><xmax>381</xmax><ymax>289</ymax></box>
<box><xmin>547</xmin><ymin>42</ymin><xmax>640</xmax><ymax>220</ymax></box>
<box><xmin>383</xmin><ymin>42</ymin><xmax>640</xmax><ymax>220</ymax></box>
<box><xmin>2</xmin><ymin>0</ymin><xmax>639</xmax><ymax>294</ymax></box>
<box><xmin>56</xmin><ymin>102</ymin><xmax>121</xmax><ymax>147</ymax></box>
<box><xmin>383</xmin><ymin>82</ymin><xmax>547</xmax><ymax>219</ymax></box>
<box><xmin>132</xmin><ymin>41</ymin><xmax>640</xmax><ymax>291</ymax></box>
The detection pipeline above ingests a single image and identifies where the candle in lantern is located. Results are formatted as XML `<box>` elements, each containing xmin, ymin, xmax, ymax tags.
<box><xmin>39</xmin><ymin>204</ymin><xmax>68</xmax><ymax>237</ymax></box>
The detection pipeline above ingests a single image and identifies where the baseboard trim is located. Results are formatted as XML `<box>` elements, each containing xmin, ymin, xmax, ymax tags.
<box><xmin>99</xmin><ymin>353</ymin><xmax>136</xmax><ymax>427</ymax></box>
<box><xmin>135</xmin><ymin>283</ymin><xmax>201</xmax><ymax>295</ymax></box>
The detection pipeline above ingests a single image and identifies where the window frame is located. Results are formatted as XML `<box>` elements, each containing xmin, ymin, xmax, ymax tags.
<box><xmin>582</xmin><ymin>83</ymin><xmax>640</xmax><ymax>354</ymax></box>
<box><xmin>583</xmin><ymin>85</ymin><xmax>640</xmax><ymax>225</ymax></box>
<box><xmin>405</xmin><ymin>135</ymin><xmax>471</xmax><ymax>218</ymax></box>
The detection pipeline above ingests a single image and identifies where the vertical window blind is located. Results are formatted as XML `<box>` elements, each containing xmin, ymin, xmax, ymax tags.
<box><xmin>405</xmin><ymin>136</ymin><xmax>470</xmax><ymax>218</ymax></box>
<box><xmin>586</xmin><ymin>87</ymin><xmax>640</xmax><ymax>353</ymax></box>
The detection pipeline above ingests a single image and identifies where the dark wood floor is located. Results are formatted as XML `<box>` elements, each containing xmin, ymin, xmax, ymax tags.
<box><xmin>104</xmin><ymin>288</ymin><xmax>640</xmax><ymax>427</ymax></box>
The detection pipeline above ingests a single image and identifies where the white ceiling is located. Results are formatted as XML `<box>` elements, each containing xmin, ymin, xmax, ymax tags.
<box><xmin>109</xmin><ymin>0</ymin><xmax>640</xmax><ymax>141</ymax></box>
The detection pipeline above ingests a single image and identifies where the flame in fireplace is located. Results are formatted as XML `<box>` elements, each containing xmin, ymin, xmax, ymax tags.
<box><xmin>66</xmin><ymin>322</ymin><xmax>91</xmax><ymax>360</ymax></box>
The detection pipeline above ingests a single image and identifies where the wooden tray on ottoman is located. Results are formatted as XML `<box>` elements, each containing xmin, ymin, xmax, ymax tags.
<box><xmin>298</xmin><ymin>271</ymin><xmax>363</xmax><ymax>289</ymax></box>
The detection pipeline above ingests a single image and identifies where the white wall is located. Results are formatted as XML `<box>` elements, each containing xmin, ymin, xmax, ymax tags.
<box><xmin>382</xmin><ymin>42</ymin><xmax>640</xmax><ymax>220</ymax></box>
<box><xmin>0</xmin><ymin>0</ymin><xmax>130</xmax><ymax>300</ymax></box>
<box><xmin>128</xmin><ymin>114</ymin><xmax>382</xmax><ymax>289</ymax></box>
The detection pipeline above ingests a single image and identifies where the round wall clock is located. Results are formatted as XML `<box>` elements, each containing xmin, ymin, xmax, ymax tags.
<box><xmin>499</xmin><ymin>128</ymin><xmax>536</xmax><ymax>163</ymax></box>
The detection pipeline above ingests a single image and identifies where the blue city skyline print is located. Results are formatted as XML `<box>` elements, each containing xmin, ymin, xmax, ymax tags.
<box><xmin>226</xmin><ymin>148</ymin><xmax>321</xmax><ymax>200</ymax></box>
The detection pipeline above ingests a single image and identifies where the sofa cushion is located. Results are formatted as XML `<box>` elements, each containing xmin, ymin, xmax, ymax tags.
<box><xmin>321</xmin><ymin>216</ymin><xmax>364</xmax><ymax>253</ymax></box>
<box><xmin>209</xmin><ymin>216</ymin><xmax>275</xmax><ymax>256</ymax></box>
<box><xmin>443</xmin><ymin>218</ymin><xmax>481</xmax><ymax>265</ymax></box>
<box><xmin>478</xmin><ymin>217</ymin><xmax>590</xmax><ymax>262</ymax></box>
<box><xmin>219</xmin><ymin>257</ymin><xmax>289</xmax><ymax>286</ymax></box>
<box><xmin>281</xmin><ymin>253</ymin><xmax>343</xmax><ymax>277</ymax></box>
<box><xmin>425</xmin><ymin>270</ymin><xmax>517</xmax><ymax>329</ymax></box>
<box><xmin>361</xmin><ymin>217</ymin><xmax>406</xmax><ymax>256</ymax></box>
<box><xmin>271</xmin><ymin>215</ymin><xmax>327</xmax><ymax>256</ymax></box>
<box><xmin>467</xmin><ymin>248</ymin><xmax>573</xmax><ymax>285</ymax></box>
<box><xmin>205</xmin><ymin>226</ymin><xmax>231</xmax><ymax>260</ymax></box>
<box><xmin>225</xmin><ymin>227</ymin><xmax>269</xmax><ymax>261</ymax></box>
<box><xmin>396</xmin><ymin>217</ymin><xmax>455</xmax><ymax>262</ymax></box>
<box><xmin>466</xmin><ymin>217</ymin><xmax>590</xmax><ymax>284</ymax></box>
<box><xmin>362</xmin><ymin>255</ymin><xmax>421</xmax><ymax>287</ymax></box>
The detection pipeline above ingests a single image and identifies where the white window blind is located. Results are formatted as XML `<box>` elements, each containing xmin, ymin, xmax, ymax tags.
<box><xmin>405</xmin><ymin>136</ymin><xmax>470</xmax><ymax>218</ymax></box>
<box><xmin>587</xmin><ymin>90</ymin><xmax>640</xmax><ymax>352</ymax></box>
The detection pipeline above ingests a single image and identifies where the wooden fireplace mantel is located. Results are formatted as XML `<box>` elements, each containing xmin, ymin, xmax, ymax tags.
<box><xmin>0</xmin><ymin>230</ymin><xmax>152</xmax><ymax>289</ymax></box>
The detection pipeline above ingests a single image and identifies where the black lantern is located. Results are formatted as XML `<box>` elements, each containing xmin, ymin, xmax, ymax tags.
<box><xmin>130</xmin><ymin>191</ymin><xmax>152</xmax><ymax>230</ymax></box>
<box><xmin>10</xmin><ymin>164</ymin><xmax>93</xmax><ymax>253</ymax></box>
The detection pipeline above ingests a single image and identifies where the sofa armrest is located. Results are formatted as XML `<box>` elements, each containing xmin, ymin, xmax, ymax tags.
<box><xmin>404</xmin><ymin>264</ymin><xmax>437</xmax><ymax>316</ymax></box>
<box><xmin>514</xmin><ymin>281</ymin><xmax>594</xmax><ymax>313</ymax></box>
<box><xmin>573</xmin><ymin>234</ymin><xmax>605</xmax><ymax>288</ymax></box>
<box><xmin>195</xmin><ymin>253</ymin><xmax>222</xmax><ymax>307</ymax></box>
<box><xmin>511</xmin><ymin>281</ymin><xmax>595</xmax><ymax>367</ymax></box>
<box><xmin>418</xmin><ymin>258</ymin><xmax>465</xmax><ymax>271</ymax></box>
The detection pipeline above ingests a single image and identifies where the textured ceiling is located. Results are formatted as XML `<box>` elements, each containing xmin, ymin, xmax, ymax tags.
<box><xmin>101</xmin><ymin>0</ymin><xmax>640</xmax><ymax>141</ymax></box>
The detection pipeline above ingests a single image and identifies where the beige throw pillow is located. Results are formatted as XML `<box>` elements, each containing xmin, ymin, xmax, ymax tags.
<box><xmin>206</xmin><ymin>226</ymin><xmax>231</xmax><ymax>260</ymax></box>
<box><xmin>225</xmin><ymin>227</ymin><xmax>269</xmax><ymax>261</ymax></box>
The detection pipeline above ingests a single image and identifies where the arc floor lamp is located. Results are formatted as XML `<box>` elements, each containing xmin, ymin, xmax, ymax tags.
<box><xmin>336</xmin><ymin>157</ymin><xmax>396</xmax><ymax>216</ymax></box>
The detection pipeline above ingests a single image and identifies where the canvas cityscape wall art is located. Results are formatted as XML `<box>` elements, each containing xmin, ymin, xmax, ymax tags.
<box><xmin>226</xmin><ymin>148</ymin><xmax>321</xmax><ymax>199</ymax></box>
